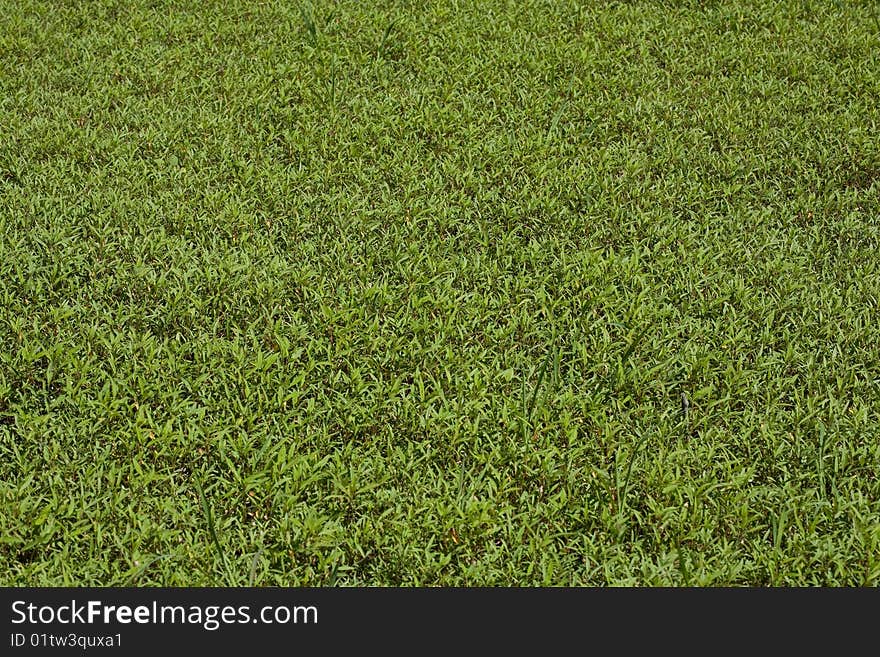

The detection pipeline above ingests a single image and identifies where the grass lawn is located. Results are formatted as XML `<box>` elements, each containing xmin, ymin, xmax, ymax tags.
<box><xmin>1</xmin><ymin>0</ymin><xmax>879</xmax><ymax>585</ymax></box>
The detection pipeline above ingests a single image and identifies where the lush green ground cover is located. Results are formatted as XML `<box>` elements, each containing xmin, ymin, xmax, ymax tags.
<box><xmin>1</xmin><ymin>0</ymin><xmax>879</xmax><ymax>585</ymax></box>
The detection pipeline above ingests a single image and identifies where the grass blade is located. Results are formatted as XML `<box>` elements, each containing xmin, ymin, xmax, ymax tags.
<box><xmin>194</xmin><ymin>476</ymin><xmax>230</xmax><ymax>581</ymax></box>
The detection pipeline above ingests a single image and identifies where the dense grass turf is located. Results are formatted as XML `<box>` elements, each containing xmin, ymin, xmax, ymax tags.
<box><xmin>1</xmin><ymin>0</ymin><xmax>879</xmax><ymax>585</ymax></box>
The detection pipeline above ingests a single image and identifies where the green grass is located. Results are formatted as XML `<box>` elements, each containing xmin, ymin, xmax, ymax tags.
<box><xmin>1</xmin><ymin>0</ymin><xmax>879</xmax><ymax>586</ymax></box>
